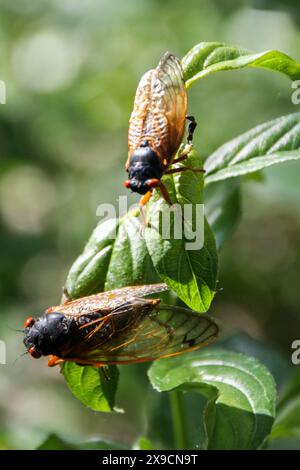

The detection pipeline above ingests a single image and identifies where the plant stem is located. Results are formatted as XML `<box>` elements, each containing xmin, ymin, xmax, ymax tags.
<box><xmin>169</xmin><ymin>390</ymin><xmax>187</xmax><ymax>449</ymax></box>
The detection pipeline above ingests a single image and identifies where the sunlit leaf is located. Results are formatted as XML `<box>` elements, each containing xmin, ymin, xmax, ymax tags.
<box><xmin>269</xmin><ymin>370</ymin><xmax>300</xmax><ymax>445</ymax></box>
<box><xmin>204</xmin><ymin>113</ymin><xmax>300</xmax><ymax>184</ymax></box>
<box><xmin>61</xmin><ymin>362</ymin><xmax>119</xmax><ymax>412</ymax></box>
<box><xmin>133</xmin><ymin>437</ymin><xmax>154</xmax><ymax>450</ymax></box>
<box><xmin>182</xmin><ymin>42</ymin><xmax>300</xmax><ymax>87</ymax></box>
<box><xmin>145</xmin><ymin>150</ymin><xmax>218</xmax><ymax>312</ymax></box>
<box><xmin>220</xmin><ymin>332</ymin><xmax>291</xmax><ymax>390</ymax></box>
<box><xmin>65</xmin><ymin>218</ymin><xmax>120</xmax><ymax>299</ymax></box>
<box><xmin>104</xmin><ymin>215</ymin><xmax>159</xmax><ymax>290</ymax></box>
<box><xmin>148</xmin><ymin>348</ymin><xmax>276</xmax><ymax>450</ymax></box>
<box><xmin>65</xmin><ymin>213</ymin><xmax>160</xmax><ymax>298</ymax></box>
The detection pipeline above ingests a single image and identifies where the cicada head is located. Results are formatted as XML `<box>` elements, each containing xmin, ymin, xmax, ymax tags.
<box><xmin>23</xmin><ymin>312</ymin><xmax>78</xmax><ymax>359</ymax></box>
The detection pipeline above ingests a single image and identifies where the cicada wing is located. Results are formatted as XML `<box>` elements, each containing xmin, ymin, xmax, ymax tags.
<box><xmin>127</xmin><ymin>69</ymin><xmax>154</xmax><ymax>167</ymax></box>
<box><xmin>69</xmin><ymin>304</ymin><xmax>218</xmax><ymax>365</ymax></box>
<box><xmin>47</xmin><ymin>283</ymin><xmax>168</xmax><ymax>318</ymax></box>
<box><xmin>150</xmin><ymin>53</ymin><xmax>187</xmax><ymax>163</ymax></box>
<box><xmin>127</xmin><ymin>53</ymin><xmax>187</xmax><ymax>165</ymax></box>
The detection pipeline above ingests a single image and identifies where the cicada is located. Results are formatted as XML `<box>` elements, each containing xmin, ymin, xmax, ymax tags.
<box><xmin>23</xmin><ymin>284</ymin><xmax>218</xmax><ymax>368</ymax></box>
<box><xmin>124</xmin><ymin>52</ymin><xmax>199</xmax><ymax>208</ymax></box>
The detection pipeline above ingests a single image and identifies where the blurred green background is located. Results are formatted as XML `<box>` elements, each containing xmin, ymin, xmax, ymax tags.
<box><xmin>0</xmin><ymin>0</ymin><xmax>299</xmax><ymax>450</ymax></box>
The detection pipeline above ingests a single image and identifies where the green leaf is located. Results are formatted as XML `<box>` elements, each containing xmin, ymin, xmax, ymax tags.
<box><xmin>146</xmin><ymin>385</ymin><xmax>210</xmax><ymax>450</ymax></box>
<box><xmin>144</xmin><ymin>150</ymin><xmax>218</xmax><ymax>312</ymax></box>
<box><xmin>269</xmin><ymin>370</ymin><xmax>300</xmax><ymax>443</ymax></box>
<box><xmin>278</xmin><ymin>370</ymin><xmax>300</xmax><ymax>409</ymax></box>
<box><xmin>146</xmin><ymin>391</ymin><xmax>176</xmax><ymax>450</ymax></box>
<box><xmin>182</xmin><ymin>42</ymin><xmax>300</xmax><ymax>87</ymax></box>
<box><xmin>65</xmin><ymin>218</ymin><xmax>119</xmax><ymax>299</ymax></box>
<box><xmin>220</xmin><ymin>332</ymin><xmax>292</xmax><ymax>390</ymax></box>
<box><xmin>37</xmin><ymin>433</ymin><xmax>126</xmax><ymax>450</ymax></box>
<box><xmin>134</xmin><ymin>437</ymin><xmax>154</xmax><ymax>450</ymax></box>
<box><xmin>104</xmin><ymin>215</ymin><xmax>159</xmax><ymax>290</ymax></box>
<box><xmin>61</xmin><ymin>362</ymin><xmax>119</xmax><ymax>412</ymax></box>
<box><xmin>206</xmin><ymin>150</ymin><xmax>300</xmax><ymax>184</ymax></box>
<box><xmin>204</xmin><ymin>180</ymin><xmax>241</xmax><ymax>249</ymax></box>
<box><xmin>37</xmin><ymin>434</ymin><xmax>74</xmax><ymax>450</ymax></box>
<box><xmin>148</xmin><ymin>348</ymin><xmax>276</xmax><ymax>450</ymax></box>
<box><xmin>65</xmin><ymin>214</ymin><xmax>159</xmax><ymax>298</ymax></box>
<box><xmin>204</xmin><ymin>113</ymin><xmax>300</xmax><ymax>184</ymax></box>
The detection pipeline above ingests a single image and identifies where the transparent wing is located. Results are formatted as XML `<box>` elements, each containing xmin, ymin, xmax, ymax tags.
<box><xmin>67</xmin><ymin>304</ymin><xmax>219</xmax><ymax>365</ymax></box>
<box><xmin>127</xmin><ymin>69</ymin><xmax>154</xmax><ymax>167</ymax></box>
<box><xmin>47</xmin><ymin>283</ymin><xmax>168</xmax><ymax>317</ymax></box>
<box><xmin>150</xmin><ymin>53</ymin><xmax>187</xmax><ymax>162</ymax></box>
<box><xmin>127</xmin><ymin>53</ymin><xmax>187</xmax><ymax>165</ymax></box>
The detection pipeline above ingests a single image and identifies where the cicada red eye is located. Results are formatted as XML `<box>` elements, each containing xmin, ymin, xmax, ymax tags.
<box><xmin>24</xmin><ymin>316</ymin><xmax>35</xmax><ymax>329</ymax></box>
<box><xmin>123</xmin><ymin>180</ymin><xmax>131</xmax><ymax>188</ymax></box>
<box><xmin>28</xmin><ymin>346</ymin><xmax>41</xmax><ymax>359</ymax></box>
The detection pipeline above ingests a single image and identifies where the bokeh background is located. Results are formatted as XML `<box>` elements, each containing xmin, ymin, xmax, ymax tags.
<box><xmin>0</xmin><ymin>0</ymin><xmax>299</xmax><ymax>450</ymax></box>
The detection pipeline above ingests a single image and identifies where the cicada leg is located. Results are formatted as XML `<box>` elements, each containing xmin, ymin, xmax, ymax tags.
<box><xmin>171</xmin><ymin>153</ymin><xmax>189</xmax><ymax>165</ymax></box>
<box><xmin>170</xmin><ymin>115</ymin><xmax>197</xmax><ymax>167</ymax></box>
<box><xmin>157</xmin><ymin>181</ymin><xmax>172</xmax><ymax>205</ymax></box>
<box><xmin>139</xmin><ymin>190</ymin><xmax>153</xmax><ymax>208</ymax></box>
<box><xmin>138</xmin><ymin>181</ymin><xmax>173</xmax><ymax>227</ymax></box>
<box><xmin>173</xmin><ymin>143</ymin><xmax>193</xmax><ymax>164</ymax></box>
<box><xmin>139</xmin><ymin>190</ymin><xmax>152</xmax><ymax>228</ymax></box>
<box><xmin>48</xmin><ymin>355</ymin><xmax>64</xmax><ymax>367</ymax></box>
<box><xmin>186</xmin><ymin>115</ymin><xmax>197</xmax><ymax>144</ymax></box>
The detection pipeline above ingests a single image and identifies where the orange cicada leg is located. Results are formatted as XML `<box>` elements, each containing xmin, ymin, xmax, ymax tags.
<box><xmin>157</xmin><ymin>181</ymin><xmax>172</xmax><ymax>205</ymax></box>
<box><xmin>138</xmin><ymin>190</ymin><xmax>153</xmax><ymax>226</ymax></box>
<box><xmin>48</xmin><ymin>355</ymin><xmax>64</xmax><ymax>367</ymax></box>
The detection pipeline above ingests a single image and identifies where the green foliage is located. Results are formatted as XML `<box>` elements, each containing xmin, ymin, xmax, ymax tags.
<box><xmin>148</xmin><ymin>349</ymin><xmax>276</xmax><ymax>450</ymax></box>
<box><xmin>220</xmin><ymin>333</ymin><xmax>292</xmax><ymax>389</ymax></box>
<box><xmin>65</xmin><ymin>219</ymin><xmax>119</xmax><ymax>299</ymax></box>
<box><xmin>61</xmin><ymin>362</ymin><xmax>119</xmax><ymax>412</ymax></box>
<box><xmin>37</xmin><ymin>433</ymin><xmax>126</xmax><ymax>450</ymax></box>
<box><xmin>204</xmin><ymin>180</ymin><xmax>241</xmax><ymax>249</ymax></box>
<box><xmin>205</xmin><ymin>113</ymin><xmax>300</xmax><ymax>184</ymax></box>
<box><xmin>134</xmin><ymin>437</ymin><xmax>154</xmax><ymax>450</ymax></box>
<box><xmin>268</xmin><ymin>370</ymin><xmax>300</xmax><ymax>448</ymax></box>
<box><xmin>0</xmin><ymin>0</ymin><xmax>298</xmax><ymax>451</ymax></box>
<box><xmin>60</xmin><ymin>41</ymin><xmax>300</xmax><ymax>448</ymax></box>
<box><xmin>182</xmin><ymin>42</ymin><xmax>300</xmax><ymax>87</ymax></box>
<box><xmin>144</xmin><ymin>150</ymin><xmax>218</xmax><ymax>311</ymax></box>
<box><xmin>65</xmin><ymin>216</ymin><xmax>159</xmax><ymax>299</ymax></box>
<box><xmin>66</xmin><ymin>150</ymin><xmax>218</xmax><ymax>311</ymax></box>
